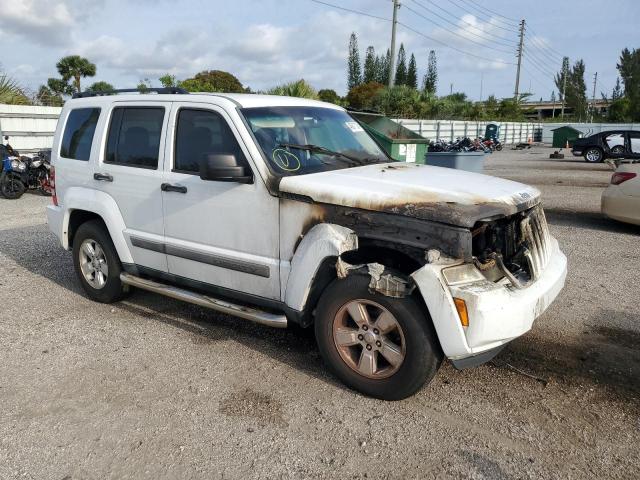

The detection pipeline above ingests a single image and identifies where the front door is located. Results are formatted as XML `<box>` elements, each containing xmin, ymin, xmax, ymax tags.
<box><xmin>93</xmin><ymin>101</ymin><xmax>170</xmax><ymax>272</ymax></box>
<box><xmin>161</xmin><ymin>102</ymin><xmax>280</xmax><ymax>300</ymax></box>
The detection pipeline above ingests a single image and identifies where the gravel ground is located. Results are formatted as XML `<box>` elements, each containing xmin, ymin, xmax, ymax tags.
<box><xmin>1</xmin><ymin>147</ymin><xmax>638</xmax><ymax>479</ymax></box>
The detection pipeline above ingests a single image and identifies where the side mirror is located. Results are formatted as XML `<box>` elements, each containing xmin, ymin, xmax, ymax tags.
<box><xmin>199</xmin><ymin>154</ymin><xmax>253</xmax><ymax>184</ymax></box>
<box><xmin>4</xmin><ymin>136</ymin><xmax>8</xmax><ymax>141</ymax></box>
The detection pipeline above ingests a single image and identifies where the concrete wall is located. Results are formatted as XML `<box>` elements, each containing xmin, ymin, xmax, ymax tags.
<box><xmin>393</xmin><ymin>119</ymin><xmax>543</xmax><ymax>144</ymax></box>
<box><xmin>0</xmin><ymin>104</ymin><xmax>62</xmax><ymax>153</ymax></box>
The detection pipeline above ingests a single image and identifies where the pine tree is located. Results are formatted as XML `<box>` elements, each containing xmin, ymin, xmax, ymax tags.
<box><xmin>363</xmin><ymin>46</ymin><xmax>376</xmax><ymax>84</ymax></box>
<box><xmin>612</xmin><ymin>77</ymin><xmax>622</xmax><ymax>100</ymax></box>
<box><xmin>347</xmin><ymin>32</ymin><xmax>362</xmax><ymax>90</ymax></box>
<box><xmin>422</xmin><ymin>50</ymin><xmax>437</xmax><ymax>95</ymax></box>
<box><xmin>554</xmin><ymin>57</ymin><xmax>570</xmax><ymax>101</ymax></box>
<box><xmin>567</xmin><ymin>59</ymin><xmax>588</xmax><ymax>120</ymax></box>
<box><xmin>394</xmin><ymin>44</ymin><xmax>407</xmax><ymax>86</ymax></box>
<box><xmin>376</xmin><ymin>50</ymin><xmax>391</xmax><ymax>85</ymax></box>
<box><xmin>406</xmin><ymin>54</ymin><xmax>418</xmax><ymax>89</ymax></box>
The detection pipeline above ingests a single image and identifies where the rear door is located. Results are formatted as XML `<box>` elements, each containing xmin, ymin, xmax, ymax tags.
<box><xmin>628</xmin><ymin>131</ymin><xmax>640</xmax><ymax>159</ymax></box>
<box><xmin>93</xmin><ymin>101</ymin><xmax>170</xmax><ymax>272</ymax></box>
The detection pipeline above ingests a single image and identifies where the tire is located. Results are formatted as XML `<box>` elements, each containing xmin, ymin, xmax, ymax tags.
<box><xmin>584</xmin><ymin>147</ymin><xmax>603</xmax><ymax>163</ymax></box>
<box><xmin>0</xmin><ymin>172</ymin><xmax>26</xmax><ymax>199</ymax></box>
<box><xmin>314</xmin><ymin>273</ymin><xmax>442</xmax><ymax>400</ymax></box>
<box><xmin>610</xmin><ymin>145</ymin><xmax>625</xmax><ymax>156</ymax></box>
<box><xmin>495</xmin><ymin>144</ymin><xmax>503</xmax><ymax>151</ymax></box>
<box><xmin>72</xmin><ymin>219</ymin><xmax>127</xmax><ymax>303</ymax></box>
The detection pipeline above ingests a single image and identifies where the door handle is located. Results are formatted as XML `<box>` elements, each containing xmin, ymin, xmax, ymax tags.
<box><xmin>94</xmin><ymin>173</ymin><xmax>113</xmax><ymax>182</ymax></box>
<box><xmin>161</xmin><ymin>183</ymin><xmax>187</xmax><ymax>194</ymax></box>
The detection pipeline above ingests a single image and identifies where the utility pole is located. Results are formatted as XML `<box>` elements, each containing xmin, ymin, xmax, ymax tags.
<box><xmin>560</xmin><ymin>62</ymin><xmax>567</xmax><ymax>120</ymax></box>
<box><xmin>479</xmin><ymin>72</ymin><xmax>484</xmax><ymax>102</ymax></box>
<box><xmin>388</xmin><ymin>0</ymin><xmax>400</xmax><ymax>88</ymax></box>
<box><xmin>514</xmin><ymin>19</ymin><xmax>525</xmax><ymax>99</ymax></box>
<box><xmin>590</xmin><ymin>72</ymin><xmax>598</xmax><ymax>122</ymax></box>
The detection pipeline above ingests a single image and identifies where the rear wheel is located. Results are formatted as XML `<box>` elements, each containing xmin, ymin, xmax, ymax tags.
<box><xmin>495</xmin><ymin>143</ymin><xmax>503</xmax><ymax>151</ymax></box>
<box><xmin>0</xmin><ymin>172</ymin><xmax>26</xmax><ymax>199</ymax></box>
<box><xmin>72</xmin><ymin>220</ymin><xmax>127</xmax><ymax>303</ymax></box>
<box><xmin>315</xmin><ymin>273</ymin><xmax>442</xmax><ymax>400</ymax></box>
<box><xmin>584</xmin><ymin>147</ymin><xmax>603</xmax><ymax>163</ymax></box>
<box><xmin>610</xmin><ymin>145</ymin><xmax>625</xmax><ymax>156</ymax></box>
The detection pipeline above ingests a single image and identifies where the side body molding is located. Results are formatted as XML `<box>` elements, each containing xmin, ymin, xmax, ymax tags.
<box><xmin>284</xmin><ymin>223</ymin><xmax>358</xmax><ymax>311</ymax></box>
<box><xmin>60</xmin><ymin>187</ymin><xmax>133</xmax><ymax>263</ymax></box>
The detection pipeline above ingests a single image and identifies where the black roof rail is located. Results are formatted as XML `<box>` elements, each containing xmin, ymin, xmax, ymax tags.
<box><xmin>72</xmin><ymin>87</ymin><xmax>189</xmax><ymax>99</ymax></box>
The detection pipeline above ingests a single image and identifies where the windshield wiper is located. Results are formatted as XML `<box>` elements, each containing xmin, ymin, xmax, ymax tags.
<box><xmin>278</xmin><ymin>143</ymin><xmax>368</xmax><ymax>166</ymax></box>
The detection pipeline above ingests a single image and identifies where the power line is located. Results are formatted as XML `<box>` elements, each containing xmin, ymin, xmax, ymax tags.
<box><xmin>441</xmin><ymin>0</ymin><xmax>519</xmax><ymax>33</ymax></box>
<box><xmin>403</xmin><ymin>3</ymin><xmax>516</xmax><ymax>55</ymax></box>
<box><xmin>397</xmin><ymin>20</ymin><xmax>516</xmax><ymax>66</ymax></box>
<box><xmin>457</xmin><ymin>0</ymin><xmax>520</xmax><ymax>25</ymax></box>
<box><xmin>309</xmin><ymin>0</ymin><xmax>391</xmax><ymax>22</ymax></box>
<box><xmin>409</xmin><ymin>0</ymin><xmax>518</xmax><ymax>49</ymax></box>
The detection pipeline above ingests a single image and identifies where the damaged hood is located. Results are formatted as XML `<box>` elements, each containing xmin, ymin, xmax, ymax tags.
<box><xmin>278</xmin><ymin>162</ymin><xmax>541</xmax><ymax>227</ymax></box>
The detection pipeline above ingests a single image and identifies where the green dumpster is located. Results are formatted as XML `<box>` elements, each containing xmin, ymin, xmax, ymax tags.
<box><xmin>351</xmin><ymin>112</ymin><xmax>429</xmax><ymax>163</ymax></box>
<box><xmin>551</xmin><ymin>126</ymin><xmax>582</xmax><ymax>148</ymax></box>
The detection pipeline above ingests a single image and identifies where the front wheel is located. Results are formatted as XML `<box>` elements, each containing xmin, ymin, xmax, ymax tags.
<box><xmin>495</xmin><ymin>143</ymin><xmax>503</xmax><ymax>151</ymax></box>
<box><xmin>0</xmin><ymin>172</ymin><xmax>26</xmax><ymax>199</ymax></box>
<box><xmin>315</xmin><ymin>274</ymin><xmax>442</xmax><ymax>400</ymax></box>
<box><xmin>72</xmin><ymin>219</ymin><xmax>128</xmax><ymax>303</ymax></box>
<box><xmin>584</xmin><ymin>147</ymin><xmax>603</xmax><ymax>163</ymax></box>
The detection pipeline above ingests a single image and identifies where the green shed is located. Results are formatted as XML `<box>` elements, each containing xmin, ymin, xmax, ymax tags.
<box><xmin>350</xmin><ymin>112</ymin><xmax>429</xmax><ymax>163</ymax></box>
<box><xmin>551</xmin><ymin>126</ymin><xmax>582</xmax><ymax>148</ymax></box>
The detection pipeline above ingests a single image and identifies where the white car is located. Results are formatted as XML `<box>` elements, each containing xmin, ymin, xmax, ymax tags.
<box><xmin>602</xmin><ymin>162</ymin><xmax>640</xmax><ymax>225</ymax></box>
<box><xmin>47</xmin><ymin>88</ymin><xmax>567</xmax><ymax>400</ymax></box>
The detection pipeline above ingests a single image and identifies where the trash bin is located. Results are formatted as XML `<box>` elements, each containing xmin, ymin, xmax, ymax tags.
<box><xmin>484</xmin><ymin>122</ymin><xmax>500</xmax><ymax>141</ymax></box>
<box><xmin>551</xmin><ymin>126</ymin><xmax>582</xmax><ymax>148</ymax></box>
<box><xmin>424</xmin><ymin>151</ymin><xmax>486</xmax><ymax>174</ymax></box>
<box><xmin>351</xmin><ymin>112</ymin><xmax>429</xmax><ymax>163</ymax></box>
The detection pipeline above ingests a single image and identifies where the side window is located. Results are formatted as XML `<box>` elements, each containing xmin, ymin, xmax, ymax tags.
<box><xmin>60</xmin><ymin>108</ymin><xmax>101</xmax><ymax>161</ymax></box>
<box><xmin>630</xmin><ymin>132</ymin><xmax>640</xmax><ymax>154</ymax></box>
<box><xmin>174</xmin><ymin>108</ymin><xmax>248</xmax><ymax>173</ymax></box>
<box><xmin>105</xmin><ymin>107</ymin><xmax>165</xmax><ymax>169</ymax></box>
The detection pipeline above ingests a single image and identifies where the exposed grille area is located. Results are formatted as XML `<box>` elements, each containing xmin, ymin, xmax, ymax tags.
<box><xmin>472</xmin><ymin>205</ymin><xmax>552</xmax><ymax>287</ymax></box>
<box><xmin>520</xmin><ymin>206</ymin><xmax>552</xmax><ymax>280</ymax></box>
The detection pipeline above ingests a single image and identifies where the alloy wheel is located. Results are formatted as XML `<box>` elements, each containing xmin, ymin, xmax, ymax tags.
<box><xmin>585</xmin><ymin>148</ymin><xmax>602</xmax><ymax>162</ymax></box>
<box><xmin>332</xmin><ymin>299</ymin><xmax>406</xmax><ymax>379</ymax></box>
<box><xmin>78</xmin><ymin>238</ymin><xmax>109</xmax><ymax>289</ymax></box>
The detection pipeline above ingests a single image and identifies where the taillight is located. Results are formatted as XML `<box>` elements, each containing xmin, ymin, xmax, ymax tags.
<box><xmin>611</xmin><ymin>172</ymin><xmax>637</xmax><ymax>185</ymax></box>
<box><xmin>50</xmin><ymin>166</ymin><xmax>58</xmax><ymax>206</ymax></box>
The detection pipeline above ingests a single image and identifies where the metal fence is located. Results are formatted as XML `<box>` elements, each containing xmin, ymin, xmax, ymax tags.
<box><xmin>0</xmin><ymin>104</ymin><xmax>62</xmax><ymax>153</ymax></box>
<box><xmin>393</xmin><ymin>119</ymin><xmax>543</xmax><ymax>144</ymax></box>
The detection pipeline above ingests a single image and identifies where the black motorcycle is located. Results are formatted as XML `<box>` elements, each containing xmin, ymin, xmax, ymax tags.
<box><xmin>1</xmin><ymin>137</ymin><xmax>52</xmax><ymax>199</ymax></box>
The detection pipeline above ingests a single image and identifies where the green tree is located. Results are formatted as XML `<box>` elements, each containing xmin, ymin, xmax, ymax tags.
<box><xmin>54</xmin><ymin>55</ymin><xmax>96</xmax><ymax>93</ymax></box>
<box><xmin>375</xmin><ymin>50</ymin><xmax>391</xmax><ymax>85</ymax></box>
<box><xmin>346</xmin><ymin>82</ymin><xmax>384</xmax><ymax>110</ymax></box>
<box><xmin>87</xmin><ymin>81</ymin><xmax>114</xmax><ymax>92</ymax></box>
<box><xmin>180</xmin><ymin>70</ymin><xmax>245</xmax><ymax>92</ymax></box>
<box><xmin>483</xmin><ymin>94</ymin><xmax>500</xmax><ymax>119</ymax></box>
<box><xmin>0</xmin><ymin>73</ymin><xmax>29</xmax><ymax>105</ymax></box>
<box><xmin>422</xmin><ymin>50</ymin><xmax>437</xmax><ymax>95</ymax></box>
<box><xmin>159</xmin><ymin>74</ymin><xmax>178</xmax><ymax>88</ymax></box>
<box><xmin>617</xmin><ymin>47</ymin><xmax>640</xmax><ymax>120</ymax></box>
<box><xmin>554</xmin><ymin>56</ymin><xmax>570</xmax><ymax>103</ymax></box>
<box><xmin>35</xmin><ymin>85</ymin><xmax>63</xmax><ymax>106</ymax></box>
<box><xmin>567</xmin><ymin>59</ymin><xmax>587</xmax><ymax>120</ymax></box>
<box><xmin>268</xmin><ymin>79</ymin><xmax>318</xmax><ymax>99</ymax></box>
<box><xmin>406</xmin><ymin>53</ymin><xmax>418</xmax><ymax>90</ymax></box>
<box><xmin>47</xmin><ymin>77</ymin><xmax>74</xmax><ymax>97</ymax></box>
<box><xmin>371</xmin><ymin>85</ymin><xmax>420</xmax><ymax>118</ymax></box>
<box><xmin>137</xmin><ymin>78</ymin><xmax>152</xmax><ymax>93</ymax></box>
<box><xmin>347</xmin><ymin>32</ymin><xmax>362</xmax><ymax>90</ymax></box>
<box><xmin>611</xmin><ymin>77</ymin><xmax>623</xmax><ymax>100</ymax></box>
<box><xmin>394</xmin><ymin>44</ymin><xmax>407</xmax><ymax>86</ymax></box>
<box><xmin>363</xmin><ymin>46</ymin><xmax>376</xmax><ymax>84</ymax></box>
<box><xmin>318</xmin><ymin>89</ymin><xmax>340</xmax><ymax>104</ymax></box>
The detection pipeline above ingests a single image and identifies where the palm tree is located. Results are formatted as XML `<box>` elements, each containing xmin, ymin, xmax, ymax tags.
<box><xmin>56</xmin><ymin>55</ymin><xmax>97</xmax><ymax>93</ymax></box>
<box><xmin>267</xmin><ymin>79</ymin><xmax>318</xmax><ymax>99</ymax></box>
<box><xmin>0</xmin><ymin>73</ymin><xmax>29</xmax><ymax>105</ymax></box>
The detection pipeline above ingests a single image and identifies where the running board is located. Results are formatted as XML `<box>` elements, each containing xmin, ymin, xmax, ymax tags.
<box><xmin>119</xmin><ymin>273</ymin><xmax>288</xmax><ymax>329</ymax></box>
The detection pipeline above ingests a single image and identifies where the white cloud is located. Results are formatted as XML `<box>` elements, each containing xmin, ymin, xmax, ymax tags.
<box><xmin>0</xmin><ymin>0</ymin><xmax>77</xmax><ymax>46</ymax></box>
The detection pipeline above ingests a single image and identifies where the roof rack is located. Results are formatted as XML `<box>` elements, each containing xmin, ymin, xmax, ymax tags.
<box><xmin>72</xmin><ymin>87</ymin><xmax>189</xmax><ymax>99</ymax></box>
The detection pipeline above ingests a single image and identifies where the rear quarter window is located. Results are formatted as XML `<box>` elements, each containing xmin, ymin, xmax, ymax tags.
<box><xmin>60</xmin><ymin>108</ymin><xmax>101</xmax><ymax>161</ymax></box>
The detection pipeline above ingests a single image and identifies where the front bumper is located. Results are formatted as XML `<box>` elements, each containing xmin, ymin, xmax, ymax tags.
<box><xmin>571</xmin><ymin>148</ymin><xmax>584</xmax><ymax>156</ymax></box>
<box><xmin>411</xmin><ymin>237</ymin><xmax>567</xmax><ymax>364</ymax></box>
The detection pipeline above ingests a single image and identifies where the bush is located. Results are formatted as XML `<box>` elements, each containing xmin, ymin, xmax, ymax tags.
<box><xmin>180</xmin><ymin>70</ymin><xmax>245</xmax><ymax>93</ymax></box>
<box><xmin>346</xmin><ymin>82</ymin><xmax>384</xmax><ymax>110</ymax></box>
<box><xmin>268</xmin><ymin>79</ymin><xmax>318</xmax><ymax>99</ymax></box>
<box><xmin>318</xmin><ymin>89</ymin><xmax>340</xmax><ymax>104</ymax></box>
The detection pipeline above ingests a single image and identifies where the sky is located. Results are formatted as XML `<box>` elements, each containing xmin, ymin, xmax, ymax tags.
<box><xmin>0</xmin><ymin>0</ymin><xmax>637</xmax><ymax>101</ymax></box>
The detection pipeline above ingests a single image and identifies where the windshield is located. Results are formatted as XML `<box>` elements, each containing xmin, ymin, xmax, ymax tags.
<box><xmin>240</xmin><ymin>106</ymin><xmax>391</xmax><ymax>176</ymax></box>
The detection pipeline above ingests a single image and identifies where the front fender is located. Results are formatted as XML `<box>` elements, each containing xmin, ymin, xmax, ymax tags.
<box><xmin>284</xmin><ymin>223</ymin><xmax>357</xmax><ymax>311</ymax></box>
<box><xmin>61</xmin><ymin>187</ymin><xmax>132</xmax><ymax>263</ymax></box>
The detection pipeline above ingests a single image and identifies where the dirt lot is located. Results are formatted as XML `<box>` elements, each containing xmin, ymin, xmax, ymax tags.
<box><xmin>1</xmin><ymin>147</ymin><xmax>638</xmax><ymax>479</ymax></box>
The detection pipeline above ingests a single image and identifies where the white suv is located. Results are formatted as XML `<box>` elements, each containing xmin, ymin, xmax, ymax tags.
<box><xmin>47</xmin><ymin>88</ymin><xmax>567</xmax><ymax>400</ymax></box>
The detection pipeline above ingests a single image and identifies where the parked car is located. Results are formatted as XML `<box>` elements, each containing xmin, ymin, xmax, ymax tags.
<box><xmin>602</xmin><ymin>162</ymin><xmax>640</xmax><ymax>225</ymax></box>
<box><xmin>571</xmin><ymin>130</ymin><xmax>640</xmax><ymax>163</ymax></box>
<box><xmin>47</xmin><ymin>88</ymin><xmax>567</xmax><ymax>400</ymax></box>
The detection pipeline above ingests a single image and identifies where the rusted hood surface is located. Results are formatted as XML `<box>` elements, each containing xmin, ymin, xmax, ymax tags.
<box><xmin>278</xmin><ymin>163</ymin><xmax>541</xmax><ymax>227</ymax></box>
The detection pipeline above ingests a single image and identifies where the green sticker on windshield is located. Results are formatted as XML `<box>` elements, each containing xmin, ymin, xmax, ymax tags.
<box><xmin>272</xmin><ymin>148</ymin><xmax>301</xmax><ymax>172</ymax></box>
